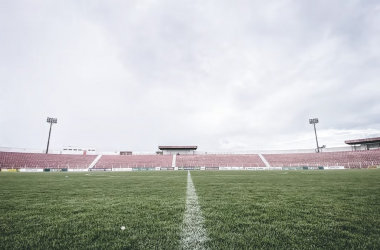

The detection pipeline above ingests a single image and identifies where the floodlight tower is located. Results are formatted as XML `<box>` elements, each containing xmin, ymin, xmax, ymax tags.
<box><xmin>46</xmin><ymin>117</ymin><xmax>57</xmax><ymax>154</ymax></box>
<box><xmin>309</xmin><ymin>118</ymin><xmax>321</xmax><ymax>153</ymax></box>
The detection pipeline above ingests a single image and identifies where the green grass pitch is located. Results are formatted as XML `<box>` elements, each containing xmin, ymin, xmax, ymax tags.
<box><xmin>1</xmin><ymin>170</ymin><xmax>379</xmax><ymax>249</ymax></box>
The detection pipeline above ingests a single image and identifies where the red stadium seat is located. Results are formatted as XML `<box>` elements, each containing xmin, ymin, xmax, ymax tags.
<box><xmin>176</xmin><ymin>154</ymin><xmax>266</xmax><ymax>167</ymax></box>
<box><xmin>263</xmin><ymin>149</ymin><xmax>380</xmax><ymax>169</ymax></box>
<box><xmin>0</xmin><ymin>152</ymin><xmax>96</xmax><ymax>169</ymax></box>
<box><xmin>94</xmin><ymin>155</ymin><xmax>173</xmax><ymax>168</ymax></box>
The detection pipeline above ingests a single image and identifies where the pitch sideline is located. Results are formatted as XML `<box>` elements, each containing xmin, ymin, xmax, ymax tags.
<box><xmin>180</xmin><ymin>171</ymin><xmax>209</xmax><ymax>249</ymax></box>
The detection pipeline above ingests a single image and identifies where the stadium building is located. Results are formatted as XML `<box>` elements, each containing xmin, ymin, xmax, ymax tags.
<box><xmin>158</xmin><ymin>146</ymin><xmax>198</xmax><ymax>155</ymax></box>
<box><xmin>345</xmin><ymin>137</ymin><xmax>380</xmax><ymax>151</ymax></box>
<box><xmin>1</xmin><ymin>137</ymin><xmax>380</xmax><ymax>171</ymax></box>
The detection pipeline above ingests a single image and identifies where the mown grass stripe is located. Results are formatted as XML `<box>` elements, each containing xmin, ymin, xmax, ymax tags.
<box><xmin>180</xmin><ymin>171</ymin><xmax>208</xmax><ymax>249</ymax></box>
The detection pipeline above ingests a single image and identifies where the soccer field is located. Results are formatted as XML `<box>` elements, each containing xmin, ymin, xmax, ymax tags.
<box><xmin>1</xmin><ymin>170</ymin><xmax>379</xmax><ymax>249</ymax></box>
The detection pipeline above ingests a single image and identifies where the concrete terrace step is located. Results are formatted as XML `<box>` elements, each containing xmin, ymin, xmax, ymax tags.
<box><xmin>172</xmin><ymin>154</ymin><xmax>177</xmax><ymax>168</ymax></box>
<box><xmin>258</xmin><ymin>154</ymin><xmax>271</xmax><ymax>167</ymax></box>
<box><xmin>88</xmin><ymin>155</ymin><xmax>102</xmax><ymax>169</ymax></box>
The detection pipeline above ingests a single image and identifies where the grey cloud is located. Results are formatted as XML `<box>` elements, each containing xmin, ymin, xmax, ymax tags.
<box><xmin>1</xmin><ymin>0</ymin><xmax>380</xmax><ymax>152</ymax></box>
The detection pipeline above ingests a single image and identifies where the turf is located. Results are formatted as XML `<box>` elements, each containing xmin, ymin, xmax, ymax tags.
<box><xmin>0</xmin><ymin>171</ymin><xmax>187</xmax><ymax>249</ymax></box>
<box><xmin>191</xmin><ymin>170</ymin><xmax>380</xmax><ymax>249</ymax></box>
<box><xmin>1</xmin><ymin>170</ymin><xmax>380</xmax><ymax>249</ymax></box>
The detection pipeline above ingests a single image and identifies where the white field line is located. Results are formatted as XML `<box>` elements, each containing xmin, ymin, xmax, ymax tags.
<box><xmin>180</xmin><ymin>171</ymin><xmax>208</xmax><ymax>250</ymax></box>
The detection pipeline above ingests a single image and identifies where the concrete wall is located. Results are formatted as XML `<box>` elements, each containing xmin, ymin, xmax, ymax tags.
<box><xmin>366</xmin><ymin>143</ymin><xmax>380</xmax><ymax>150</ymax></box>
<box><xmin>162</xmin><ymin>149</ymin><xmax>195</xmax><ymax>155</ymax></box>
<box><xmin>197</xmin><ymin>146</ymin><xmax>354</xmax><ymax>154</ymax></box>
<box><xmin>0</xmin><ymin>147</ymin><xmax>44</xmax><ymax>153</ymax></box>
<box><xmin>62</xmin><ymin>146</ymin><xmax>97</xmax><ymax>155</ymax></box>
<box><xmin>2</xmin><ymin>145</ymin><xmax>376</xmax><ymax>155</ymax></box>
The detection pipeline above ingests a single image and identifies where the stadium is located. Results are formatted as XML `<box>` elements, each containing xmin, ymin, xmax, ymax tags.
<box><xmin>1</xmin><ymin>134</ymin><xmax>380</xmax><ymax>249</ymax></box>
<box><xmin>1</xmin><ymin>137</ymin><xmax>380</xmax><ymax>171</ymax></box>
<box><xmin>2</xmin><ymin>1</ymin><xmax>380</xmax><ymax>249</ymax></box>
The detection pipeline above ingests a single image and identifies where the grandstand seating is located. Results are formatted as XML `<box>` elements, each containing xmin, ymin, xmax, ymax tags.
<box><xmin>94</xmin><ymin>155</ymin><xmax>173</xmax><ymax>168</ymax></box>
<box><xmin>176</xmin><ymin>154</ymin><xmax>266</xmax><ymax>167</ymax></box>
<box><xmin>263</xmin><ymin>149</ymin><xmax>380</xmax><ymax>168</ymax></box>
<box><xmin>0</xmin><ymin>152</ymin><xmax>96</xmax><ymax>169</ymax></box>
<box><xmin>1</xmin><ymin>149</ymin><xmax>379</xmax><ymax>170</ymax></box>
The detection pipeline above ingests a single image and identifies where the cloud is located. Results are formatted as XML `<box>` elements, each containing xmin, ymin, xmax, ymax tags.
<box><xmin>1</xmin><ymin>0</ymin><xmax>380</xmax><ymax>152</ymax></box>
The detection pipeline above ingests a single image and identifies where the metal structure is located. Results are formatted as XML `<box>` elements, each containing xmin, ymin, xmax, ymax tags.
<box><xmin>309</xmin><ymin>118</ymin><xmax>324</xmax><ymax>153</ymax></box>
<box><xmin>46</xmin><ymin>117</ymin><xmax>57</xmax><ymax>154</ymax></box>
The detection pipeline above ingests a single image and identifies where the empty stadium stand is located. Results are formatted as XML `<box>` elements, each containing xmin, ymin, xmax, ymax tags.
<box><xmin>0</xmin><ymin>152</ymin><xmax>96</xmax><ymax>169</ymax></box>
<box><xmin>1</xmin><ymin>149</ymin><xmax>379</xmax><ymax>170</ymax></box>
<box><xmin>263</xmin><ymin>149</ymin><xmax>380</xmax><ymax>168</ymax></box>
<box><xmin>94</xmin><ymin>155</ymin><xmax>173</xmax><ymax>168</ymax></box>
<box><xmin>176</xmin><ymin>154</ymin><xmax>266</xmax><ymax>167</ymax></box>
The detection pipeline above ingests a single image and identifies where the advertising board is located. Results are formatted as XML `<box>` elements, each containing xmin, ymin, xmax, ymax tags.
<box><xmin>324</xmin><ymin>166</ymin><xmax>345</xmax><ymax>170</ymax></box>
<box><xmin>245</xmin><ymin>167</ymin><xmax>257</xmax><ymax>170</ymax></box>
<box><xmin>308</xmin><ymin>167</ymin><xmax>319</xmax><ymax>170</ymax></box>
<box><xmin>282</xmin><ymin>167</ymin><xmax>304</xmax><ymax>170</ymax></box>
<box><xmin>90</xmin><ymin>168</ymin><xmax>111</xmax><ymax>171</ymax></box>
<box><xmin>367</xmin><ymin>165</ymin><xmax>380</xmax><ymax>169</ymax></box>
<box><xmin>19</xmin><ymin>169</ymin><xmax>43</xmax><ymax>172</ymax></box>
<box><xmin>160</xmin><ymin>167</ymin><xmax>174</xmax><ymax>170</ymax></box>
<box><xmin>50</xmin><ymin>169</ymin><xmax>62</xmax><ymax>172</ymax></box>
<box><xmin>268</xmin><ymin>167</ymin><xmax>282</xmax><ymax>170</ymax></box>
<box><xmin>112</xmin><ymin>168</ymin><xmax>132</xmax><ymax>171</ymax></box>
<box><xmin>1</xmin><ymin>168</ymin><xmax>17</xmax><ymax>172</ymax></box>
<box><xmin>0</xmin><ymin>169</ymin><xmax>18</xmax><ymax>172</ymax></box>
<box><xmin>132</xmin><ymin>167</ymin><xmax>155</xmax><ymax>171</ymax></box>
<box><xmin>219</xmin><ymin>167</ymin><xmax>244</xmax><ymax>170</ymax></box>
<box><xmin>205</xmin><ymin>167</ymin><xmax>219</xmax><ymax>170</ymax></box>
<box><xmin>68</xmin><ymin>169</ymin><xmax>89</xmax><ymax>172</ymax></box>
<box><xmin>219</xmin><ymin>167</ymin><xmax>231</xmax><ymax>170</ymax></box>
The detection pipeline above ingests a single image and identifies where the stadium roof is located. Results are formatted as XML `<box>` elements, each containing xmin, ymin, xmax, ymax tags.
<box><xmin>345</xmin><ymin>137</ymin><xmax>380</xmax><ymax>145</ymax></box>
<box><xmin>158</xmin><ymin>146</ymin><xmax>198</xmax><ymax>150</ymax></box>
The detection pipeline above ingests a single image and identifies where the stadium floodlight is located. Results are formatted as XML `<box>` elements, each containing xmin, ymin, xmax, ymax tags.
<box><xmin>309</xmin><ymin>118</ymin><xmax>321</xmax><ymax>153</ymax></box>
<box><xmin>46</xmin><ymin>117</ymin><xmax>58</xmax><ymax>154</ymax></box>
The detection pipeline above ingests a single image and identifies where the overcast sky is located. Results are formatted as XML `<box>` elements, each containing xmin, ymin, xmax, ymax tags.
<box><xmin>1</xmin><ymin>0</ymin><xmax>380</xmax><ymax>152</ymax></box>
